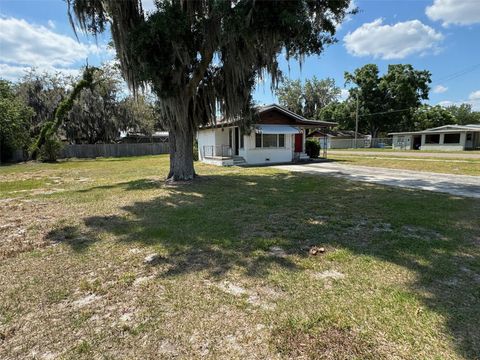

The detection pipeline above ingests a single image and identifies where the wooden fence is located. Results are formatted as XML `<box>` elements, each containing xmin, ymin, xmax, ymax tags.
<box><xmin>59</xmin><ymin>143</ymin><xmax>169</xmax><ymax>159</ymax></box>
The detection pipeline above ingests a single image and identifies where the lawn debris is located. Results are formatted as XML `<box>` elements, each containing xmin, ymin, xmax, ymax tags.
<box><xmin>143</xmin><ymin>253</ymin><xmax>164</xmax><ymax>265</ymax></box>
<box><xmin>308</xmin><ymin>246</ymin><xmax>325</xmax><ymax>256</ymax></box>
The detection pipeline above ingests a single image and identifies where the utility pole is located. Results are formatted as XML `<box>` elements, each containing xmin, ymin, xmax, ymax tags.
<box><xmin>355</xmin><ymin>91</ymin><xmax>359</xmax><ymax>149</ymax></box>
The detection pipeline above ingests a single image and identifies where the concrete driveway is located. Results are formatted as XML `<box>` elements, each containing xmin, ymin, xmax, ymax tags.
<box><xmin>274</xmin><ymin>162</ymin><xmax>480</xmax><ymax>198</ymax></box>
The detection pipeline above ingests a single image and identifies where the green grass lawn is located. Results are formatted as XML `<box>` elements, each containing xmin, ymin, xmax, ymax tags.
<box><xmin>327</xmin><ymin>153</ymin><xmax>480</xmax><ymax>176</ymax></box>
<box><xmin>1</xmin><ymin>156</ymin><xmax>479</xmax><ymax>359</ymax></box>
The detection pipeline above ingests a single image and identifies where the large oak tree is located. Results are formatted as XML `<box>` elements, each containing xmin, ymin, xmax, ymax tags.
<box><xmin>67</xmin><ymin>0</ymin><xmax>352</xmax><ymax>180</ymax></box>
<box><xmin>344</xmin><ymin>64</ymin><xmax>431</xmax><ymax>137</ymax></box>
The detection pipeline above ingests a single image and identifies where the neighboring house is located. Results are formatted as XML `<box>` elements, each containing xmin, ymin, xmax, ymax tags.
<box><xmin>389</xmin><ymin>124</ymin><xmax>480</xmax><ymax>151</ymax></box>
<box><xmin>307</xmin><ymin>129</ymin><xmax>369</xmax><ymax>149</ymax></box>
<box><xmin>197</xmin><ymin>104</ymin><xmax>336</xmax><ymax>166</ymax></box>
<box><xmin>118</xmin><ymin>131</ymin><xmax>169</xmax><ymax>143</ymax></box>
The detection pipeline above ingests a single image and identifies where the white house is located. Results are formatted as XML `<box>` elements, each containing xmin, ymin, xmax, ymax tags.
<box><xmin>197</xmin><ymin>104</ymin><xmax>336</xmax><ymax>166</ymax></box>
<box><xmin>389</xmin><ymin>124</ymin><xmax>480</xmax><ymax>151</ymax></box>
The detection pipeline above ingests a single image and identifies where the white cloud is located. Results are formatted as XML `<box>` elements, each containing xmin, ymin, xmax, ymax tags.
<box><xmin>437</xmin><ymin>90</ymin><xmax>480</xmax><ymax>111</ymax></box>
<box><xmin>47</xmin><ymin>20</ymin><xmax>55</xmax><ymax>29</ymax></box>
<box><xmin>426</xmin><ymin>0</ymin><xmax>480</xmax><ymax>26</ymax></box>
<box><xmin>433</xmin><ymin>84</ymin><xmax>448</xmax><ymax>93</ymax></box>
<box><xmin>0</xmin><ymin>63</ymin><xmax>80</xmax><ymax>82</ymax></box>
<box><xmin>344</xmin><ymin>19</ymin><xmax>444</xmax><ymax>60</ymax></box>
<box><xmin>339</xmin><ymin>88</ymin><xmax>349</xmax><ymax>100</ymax></box>
<box><xmin>469</xmin><ymin>90</ymin><xmax>480</xmax><ymax>101</ymax></box>
<box><xmin>0</xmin><ymin>17</ymin><xmax>99</xmax><ymax>68</ymax></box>
<box><xmin>468</xmin><ymin>90</ymin><xmax>480</xmax><ymax>110</ymax></box>
<box><xmin>438</xmin><ymin>100</ymin><xmax>455</xmax><ymax>107</ymax></box>
<box><xmin>0</xmin><ymin>63</ymin><xmax>31</xmax><ymax>81</ymax></box>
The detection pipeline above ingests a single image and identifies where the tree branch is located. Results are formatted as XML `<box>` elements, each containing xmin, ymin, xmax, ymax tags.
<box><xmin>187</xmin><ymin>47</ymin><xmax>214</xmax><ymax>98</ymax></box>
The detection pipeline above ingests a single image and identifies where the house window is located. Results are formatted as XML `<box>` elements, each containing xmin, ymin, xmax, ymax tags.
<box><xmin>425</xmin><ymin>134</ymin><xmax>440</xmax><ymax>144</ymax></box>
<box><xmin>255</xmin><ymin>134</ymin><xmax>286</xmax><ymax>148</ymax></box>
<box><xmin>466</xmin><ymin>133</ymin><xmax>472</xmax><ymax>141</ymax></box>
<box><xmin>263</xmin><ymin>134</ymin><xmax>277</xmax><ymax>148</ymax></box>
<box><xmin>240</xmin><ymin>130</ymin><xmax>244</xmax><ymax>148</ymax></box>
<box><xmin>444</xmin><ymin>133</ymin><xmax>460</xmax><ymax>144</ymax></box>
<box><xmin>255</xmin><ymin>133</ymin><xmax>262</xmax><ymax>148</ymax></box>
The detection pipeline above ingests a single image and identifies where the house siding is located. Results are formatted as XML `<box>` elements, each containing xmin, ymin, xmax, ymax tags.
<box><xmin>197</xmin><ymin>129</ymin><xmax>216</xmax><ymax>160</ymax></box>
<box><xmin>241</xmin><ymin>132</ymin><xmax>294</xmax><ymax>164</ymax></box>
<box><xmin>392</xmin><ymin>135</ymin><xmax>413</xmax><ymax>150</ymax></box>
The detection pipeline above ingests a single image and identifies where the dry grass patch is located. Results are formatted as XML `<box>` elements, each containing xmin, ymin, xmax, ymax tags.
<box><xmin>273</xmin><ymin>326</ymin><xmax>390</xmax><ymax>359</ymax></box>
<box><xmin>0</xmin><ymin>198</ymin><xmax>62</xmax><ymax>259</ymax></box>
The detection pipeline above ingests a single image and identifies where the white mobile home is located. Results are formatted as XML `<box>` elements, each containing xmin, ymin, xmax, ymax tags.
<box><xmin>389</xmin><ymin>124</ymin><xmax>480</xmax><ymax>151</ymax></box>
<box><xmin>197</xmin><ymin>104</ymin><xmax>336</xmax><ymax>166</ymax></box>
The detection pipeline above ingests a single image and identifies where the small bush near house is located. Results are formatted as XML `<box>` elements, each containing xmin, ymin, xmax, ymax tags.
<box><xmin>305</xmin><ymin>139</ymin><xmax>320</xmax><ymax>158</ymax></box>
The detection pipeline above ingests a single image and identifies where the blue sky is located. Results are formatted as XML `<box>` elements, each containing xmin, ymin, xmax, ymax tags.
<box><xmin>1</xmin><ymin>0</ymin><xmax>479</xmax><ymax>110</ymax></box>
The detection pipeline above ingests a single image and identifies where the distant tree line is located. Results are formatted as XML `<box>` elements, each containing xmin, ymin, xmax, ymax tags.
<box><xmin>276</xmin><ymin>64</ymin><xmax>480</xmax><ymax>138</ymax></box>
<box><xmin>0</xmin><ymin>64</ymin><xmax>161</xmax><ymax>162</ymax></box>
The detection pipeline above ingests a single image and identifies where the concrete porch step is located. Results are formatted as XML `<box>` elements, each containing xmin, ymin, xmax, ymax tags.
<box><xmin>233</xmin><ymin>156</ymin><xmax>246</xmax><ymax>165</ymax></box>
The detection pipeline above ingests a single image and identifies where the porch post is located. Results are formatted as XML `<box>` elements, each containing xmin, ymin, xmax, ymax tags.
<box><xmin>303</xmin><ymin>129</ymin><xmax>306</xmax><ymax>153</ymax></box>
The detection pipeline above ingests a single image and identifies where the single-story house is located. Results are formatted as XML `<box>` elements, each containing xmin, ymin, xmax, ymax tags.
<box><xmin>389</xmin><ymin>124</ymin><xmax>480</xmax><ymax>151</ymax></box>
<box><xmin>197</xmin><ymin>104</ymin><xmax>336</xmax><ymax>166</ymax></box>
<box><xmin>307</xmin><ymin>129</ymin><xmax>369</xmax><ymax>149</ymax></box>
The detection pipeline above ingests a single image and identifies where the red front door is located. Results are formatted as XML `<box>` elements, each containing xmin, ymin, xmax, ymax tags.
<box><xmin>294</xmin><ymin>133</ymin><xmax>303</xmax><ymax>152</ymax></box>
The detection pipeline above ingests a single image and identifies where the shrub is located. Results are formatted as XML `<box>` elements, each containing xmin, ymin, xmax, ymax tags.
<box><xmin>305</xmin><ymin>139</ymin><xmax>320</xmax><ymax>158</ymax></box>
<box><xmin>38</xmin><ymin>136</ymin><xmax>63</xmax><ymax>162</ymax></box>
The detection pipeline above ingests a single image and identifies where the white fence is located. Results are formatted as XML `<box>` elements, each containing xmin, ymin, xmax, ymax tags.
<box><xmin>326</xmin><ymin>138</ymin><xmax>392</xmax><ymax>149</ymax></box>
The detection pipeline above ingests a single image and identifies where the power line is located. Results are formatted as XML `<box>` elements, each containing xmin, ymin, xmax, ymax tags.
<box><xmin>359</xmin><ymin>108</ymin><xmax>412</xmax><ymax>117</ymax></box>
<box><xmin>319</xmin><ymin>107</ymin><xmax>414</xmax><ymax>124</ymax></box>
<box><xmin>436</xmin><ymin>62</ymin><xmax>480</xmax><ymax>83</ymax></box>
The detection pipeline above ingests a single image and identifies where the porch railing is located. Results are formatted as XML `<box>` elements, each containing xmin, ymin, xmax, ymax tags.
<box><xmin>203</xmin><ymin>145</ymin><xmax>233</xmax><ymax>159</ymax></box>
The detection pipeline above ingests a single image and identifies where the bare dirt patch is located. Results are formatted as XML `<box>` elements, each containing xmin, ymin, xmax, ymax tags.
<box><xmin>0</xmin><ymin>199</ymin><xmax>61</xmax><ymax>259</ymax></box>
<box><xmin>213</xmin><ymin>280</ymin><xmax>283</xmax><ymax>310</ymax></box>
<box><xmin>310</xmin><ymin>270</ymin><xmax>346</xmax><ymax>280</ymax></box>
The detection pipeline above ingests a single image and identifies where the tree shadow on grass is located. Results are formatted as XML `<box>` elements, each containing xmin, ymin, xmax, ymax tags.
<box><xmin>49</xmin><ymin>171</ymin><xmax>480</xmax><ymax>357</ymax></box>
<box><xmin>77</xmin><ymin>178</ymin><xmax>164</xmax><ymax>193</ymax></box>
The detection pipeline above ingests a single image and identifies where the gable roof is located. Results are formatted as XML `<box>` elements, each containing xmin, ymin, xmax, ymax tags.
<box><xmin>201</xmin><ymin>103</ymin><xmax>337</xmax><ymax>129</ymax></box>
<box><xmin>258</xmin><ymin>104</ymin><xmax>337</xmax><ymax>127</ymax></box>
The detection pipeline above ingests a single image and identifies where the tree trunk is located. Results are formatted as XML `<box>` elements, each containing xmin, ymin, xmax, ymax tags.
<box><xmin>167</xmin><ymin>124</ymin><xmax>196</xmax><ymax>181</ymax></box>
